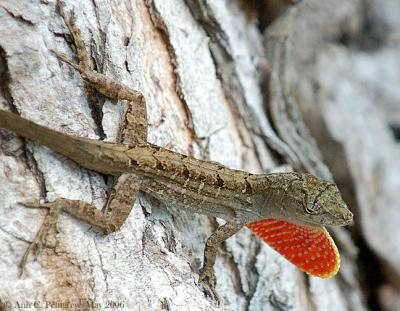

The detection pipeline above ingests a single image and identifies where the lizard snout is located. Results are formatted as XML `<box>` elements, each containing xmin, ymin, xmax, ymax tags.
<box><xmin>340</xmin><ymin>206</ymin><xmax>353</xmax><ymax>224</ymax></box>
<box><xmin>344</xmin><ymin>211</ymin><xmax>353</xmax><ymax>222</ymax></box>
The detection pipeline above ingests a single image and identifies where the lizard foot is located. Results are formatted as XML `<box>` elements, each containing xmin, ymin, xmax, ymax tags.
<box><xmin>199</xmin><ymin>266</ymin><xmax>220</xmax><ymax>304</ymax></box>
<box><xmin>18</xmin><ymin>201</ymin><xmax>63</xmax><ymax>275</ymax></box>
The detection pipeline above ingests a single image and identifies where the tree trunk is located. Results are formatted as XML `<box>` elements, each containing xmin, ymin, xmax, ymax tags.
<box><xmin>0</xmin><ymin>0</ymin><xmax>394</xmax><ymax>310</ymax></box>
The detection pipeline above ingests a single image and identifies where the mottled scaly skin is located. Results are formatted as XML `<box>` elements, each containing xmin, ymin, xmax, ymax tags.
<box><xmin>0</xmin><ymin>110</ymin><xmax>352</xmax><ymax>228</ymax></box>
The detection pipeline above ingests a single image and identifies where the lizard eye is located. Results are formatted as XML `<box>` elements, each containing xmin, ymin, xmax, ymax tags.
<box><xmin>305</xmin><ymin>203</ymin><xmax>323</xmax><ymax>215</ymax></box>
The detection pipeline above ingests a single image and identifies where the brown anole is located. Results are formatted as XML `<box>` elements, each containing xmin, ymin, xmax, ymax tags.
<box><xmin>0</xmin><ymin>7</ymin><xmax>353</xmax><ymax>302</ymax></box>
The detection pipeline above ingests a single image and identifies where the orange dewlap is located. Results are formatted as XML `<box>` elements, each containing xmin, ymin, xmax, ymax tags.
<box><xmin>246</xmin><ymin>218</ymin><xmax>340</xmax><ymax>278</ymax></box>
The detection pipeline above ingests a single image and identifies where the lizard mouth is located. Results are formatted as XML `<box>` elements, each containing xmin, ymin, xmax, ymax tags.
<box><xmin>296</xmin><ymin>215</ymin><xmax>352</xmax><ymax>228</ymax></box>
<box><xmin>326</xmin><ymin>209</ymin><xmax>354</xmax><ymax>226</ymax></box>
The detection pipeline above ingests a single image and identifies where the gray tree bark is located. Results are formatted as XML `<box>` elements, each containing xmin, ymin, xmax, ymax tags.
<box><xmin>0</xmin><ymin>0</ymin><xmax>394</xmax><ymax>310</ymax></box>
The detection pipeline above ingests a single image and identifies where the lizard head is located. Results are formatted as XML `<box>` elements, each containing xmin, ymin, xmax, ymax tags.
<box><xmin>248</xmin><ymin>173</ymin><xmax>351</xmax><ymax>278</ymax></box>
<box><xmin>256</xmin><ymin>173</ymin><xmax>353</xmax><ymax>227</ymax></box>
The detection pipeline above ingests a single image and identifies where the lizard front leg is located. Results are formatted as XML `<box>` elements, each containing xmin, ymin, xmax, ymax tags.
<box><xmin>19</xmin><ymin>7</ymin><xmax>147</xmax><ymax>273</ymax></box>
<box><xmin>200</xmin><ymin>220</ymin><xmax>244</xmax><ymax>303</ymax></box>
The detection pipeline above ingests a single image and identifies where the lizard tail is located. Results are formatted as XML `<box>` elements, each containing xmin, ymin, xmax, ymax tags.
<box><xmin>0</xmin><ymin>109</ymin><xmax>131</xmax><ymax>175</ymax></box>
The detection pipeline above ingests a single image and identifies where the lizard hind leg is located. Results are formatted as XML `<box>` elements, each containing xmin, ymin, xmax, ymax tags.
<box><xmin>18</xmin><ymin>198</ymin><xmax>111</xmax><ymax>274</ymax></box>
<box><xmin>18</xmin><ymin>185</ymin><xmax>141</xmax><ymax>274</ymax></box>
<box><xmin>52</xmin><ymin>5</ymin><xmax>147</xmax><ymax>128</ymax></box>
<box><xmin>17</xmin><ymin>5</ymin><xmax>148</xmax><ymax>275</ymax></box>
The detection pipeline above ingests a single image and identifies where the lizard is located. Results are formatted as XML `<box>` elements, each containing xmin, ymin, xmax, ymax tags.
<box><xmin>0</xmin><ymin>6</ymin><xmax>353</xmax><ymax>302</ymax></box>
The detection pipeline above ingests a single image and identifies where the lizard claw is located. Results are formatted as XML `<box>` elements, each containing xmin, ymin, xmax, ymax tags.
<box><xmin>199</xmin><ymin>267</ymin><xmax>220</xmax><ymax>304</ymax></box>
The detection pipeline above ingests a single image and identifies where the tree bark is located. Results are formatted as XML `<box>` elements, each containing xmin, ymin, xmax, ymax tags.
<box><xmin>0</xmin><ymin>0</ymin><xmax>391</xmax><ymax>310</ymax></box>
<box><xmin>272</xmin><ymin>1</ymin><xmax>400</xmax><ymax>311</ymax></box>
